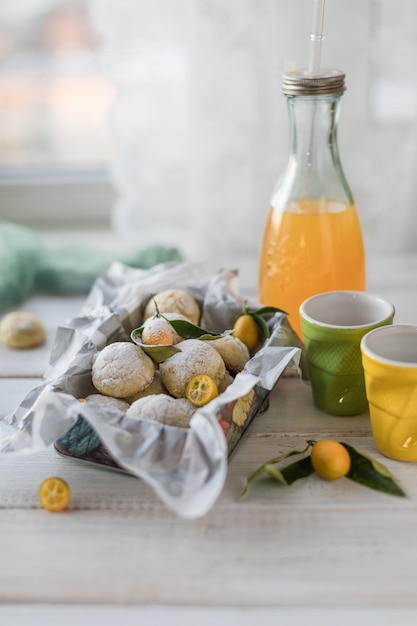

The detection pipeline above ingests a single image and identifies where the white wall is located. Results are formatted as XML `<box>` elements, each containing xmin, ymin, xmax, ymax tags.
<box><xmin>316</xmin><ymin>0</ymin><xmax>417</xmax><ymax>255</ymax></box>
<box><xmin>91</xmin><ymin>0</ymin><xmax>417</xmax><ymax>263</ymax></box>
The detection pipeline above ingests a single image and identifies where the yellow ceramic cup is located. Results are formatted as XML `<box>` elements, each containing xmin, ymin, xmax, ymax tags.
<box><xmin>361</xmin><ymin>324</ymin><xmax>417</xmax><ymax>461</ymax></box>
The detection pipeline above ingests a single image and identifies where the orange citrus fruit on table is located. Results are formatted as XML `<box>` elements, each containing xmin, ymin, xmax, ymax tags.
<box><xmin>311</xmin><ymin>440</ymin><xmax>351</xmax><ymax>481</ymax></box>
<box><xmin>232</xmin><ymin>314</ymin><xmax>259</xmax><ymax>350</ymax></box>
<box><xmin>186</xmin><ymin>374</ymin><xmax>219</xmax><ymax>407</ymax></box>
<box><xmin>38</xmin><ymin>477</ymin><xmax>71</xmax><ymax>512</ymax></box>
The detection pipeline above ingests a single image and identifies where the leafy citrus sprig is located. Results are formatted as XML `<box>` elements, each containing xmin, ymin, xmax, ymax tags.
<box><xmin>131</xmin><ymin>319</ymin><xmax>229</xmax><ymax>343</ymax></box>
<box><xmin>341</xmin><ymin>442</ymin><xmax>405</xmax><ymax>497</ymax></box>
<box><xmin>131</xmin><ymin>315</ymin><xmax>233</xmax><ymax>363</ymax></box>
<box><xmin>235</xmin><ymin>302</ymin><xmax>288</xmax><ymax>342</ymax></box>
<box><xmin>239</xmin><ymin>442</ymin><xmax>313</xmax><ymax>500</ymax></box>
<box><xmin>166</xmin><ymin>318</ymin><xmax>233</xmax><ymax>341</ymax></box>
<box><xmin>239</xmin><ymin>440</ymin><xmax>405</xmax><ymax>501</ymax></box>
<box><xmin>131</xmin><ymin>298</ymin><xmax>287</xmax><ymax>362</ymax></box>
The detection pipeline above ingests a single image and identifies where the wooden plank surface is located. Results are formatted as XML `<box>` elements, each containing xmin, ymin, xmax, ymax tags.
<box><xmin>1</xmin><ymin>378</ymin><xmax>416</xmax><ymax>607</ymax></box>
<box><xmin>0</xmin><ymin>255</ymin><xmax>417</xmax><ymax>622</ymax></box>
<box><xmin>3</xmin><ymin>605</ymin><xmax>417</xmax><ymax>626</ymax></box>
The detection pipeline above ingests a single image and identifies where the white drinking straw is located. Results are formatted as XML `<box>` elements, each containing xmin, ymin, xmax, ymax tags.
<box><xmin>308</xmin><ymin>0</ymin><xmax>326</xmax><ymax>75</ymax></box>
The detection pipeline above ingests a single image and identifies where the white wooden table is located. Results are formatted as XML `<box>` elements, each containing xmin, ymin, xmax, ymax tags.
<box><xmin>1</xmin><ymin>254</ymin><xmax>417</xmax><ymax>626</ymax></box>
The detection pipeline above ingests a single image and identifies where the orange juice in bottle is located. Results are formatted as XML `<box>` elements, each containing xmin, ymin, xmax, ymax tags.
<box><xmin>258</xmin><ymin>70</ymin><xmax>366</xmax><ymax>337</ymax></box>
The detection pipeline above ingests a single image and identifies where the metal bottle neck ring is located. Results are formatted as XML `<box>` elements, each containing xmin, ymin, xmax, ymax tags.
<box><xmin>282</xmin><ymin>69</ymin><xmax>346</xmax><ymax>96</ymax></box>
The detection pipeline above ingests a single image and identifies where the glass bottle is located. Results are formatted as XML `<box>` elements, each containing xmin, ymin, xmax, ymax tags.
<box><xmin>258</xmin><ymin>69</ymin><xmax>366</xmax><ymax>337</ymax></box>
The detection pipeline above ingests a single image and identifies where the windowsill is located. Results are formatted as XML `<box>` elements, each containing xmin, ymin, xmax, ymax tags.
<box><xmin>0</xmin><ymin>175</ymin><xmax>115</xmax><ymax>229</ymax></box>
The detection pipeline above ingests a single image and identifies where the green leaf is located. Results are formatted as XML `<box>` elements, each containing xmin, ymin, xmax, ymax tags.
<box><xmin>239</xmin><ymin>442</ymin><xmax>313</xmax><ymax>500</ymax></box>
<box><xmin>130</xmin><ymin>327</ymin><xmax>144</xmax><ymax>345</ymax></box>
<box><xmin>167</xmin><ymin>318</ymin><xmax>228</xmax><ymax>341</ymax></box>
<box><xmin>281</xmin><ymin>455</ymin><xmax>315</xmax><ymax>485</ymax></box>
<box><xmin>131</xmin><ymin>317</ymin><xmax>229</xmax><ymax>349</ymax></box>
<box><xmin>130</xmin><ymin>327</ymin><xmax>181</xmax><ymax>362</ymax></box>
<box><xmin>346</xmin><ymin>445</ymin><xmax>392</xmax><ymax>479</ymax></box>
<box><xmin>341</xmin><ymin>442</ymin><xmax>406</xmax><ymax>498</ymax></box>
<box><xmin>138</xmin><ymin>343</ymin><xmax>181</xmax><ymax>363</ymax></box>
<box><xmin>251</xmin><ymin>313</ymin><xmax>270</xmax><ymax>340</ymax></box>
<box><xmin>263</xmin><ymin>463</ymin><xmax>288</xmax><ymax>485</ymax></box>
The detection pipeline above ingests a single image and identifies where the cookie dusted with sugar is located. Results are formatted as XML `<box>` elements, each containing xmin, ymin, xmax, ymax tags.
<box><xmin>125</xmin><ymin>370</ymin><xmax>168</xmax><ymax>404</ymax></box>
<box><xmin>210</xmin><ymin>335</ymin><xmax>250</xmax><ymax>373</ymax></box>
<box><xmin>0</xmin><ymin>311</ymin><xmax>46</xmax><ymax>348</ymax></box>
<box><xmin>92</xmin><ymin>341</ymin><xmax>155</xmax><ymax>398</ymax></box>
<box><xmin>159</xmin><ymin>338</ymin><xmax>226</xmax><ymax>398</ymax></box>
<box><xmin>83</xmin><ymin>394</ymin><xmax>130</xmax><ymax>413</ymax></box>
<box><xmin>143</xmin><ymin>289</ymin><xmax>200</xmax><ymax>325</ymax></box>
<box><xmin>126</xmin><ymin>394</ymin><xmax>195</xmax><ymax>429</ymax></box>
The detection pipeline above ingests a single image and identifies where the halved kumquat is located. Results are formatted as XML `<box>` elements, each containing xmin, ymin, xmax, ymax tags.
<box><xmin>185</xmin><ymin>374</ymin><xmax>219</xmax><ymax>407</ymax></box>
<box><xmin>38</xmin><ymin>476</ymin><xmax>71</xmax><ymax>512</ymax></box>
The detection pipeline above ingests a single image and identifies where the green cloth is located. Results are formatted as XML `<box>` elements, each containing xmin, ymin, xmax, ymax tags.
<box><xmin>0</xmin><ymin>221</ymin><xmax>182</xmax><ymax>310</ymax></box>
<box><xmin>0</xmin><ymin>222</ymin><xmax>44</xmax><ymax>310</ymax></box>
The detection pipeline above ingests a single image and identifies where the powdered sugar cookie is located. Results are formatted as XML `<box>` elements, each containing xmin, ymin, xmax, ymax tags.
<box><xmin>159</xmin><ymin>338</ymin><xmax>226</xmax><ymax>398</ymax></box>
<box><xmin>83</xmin><ymin>394</ymin><xmax>130</xmax><ymax>413</ymax></box>
<box><xmin>0</xmin><ymin>311</ymin><xmax>46</xmax><ymax>348</ymax></box>
<box><xmin>218</xmin><ymin>371</ymin><xmax>234</xmax><ymax>393</ymax></box>
<box><xmin>126</xmin><ymin>394</ymin><xmax>195</xmax><ymax>428</ymax></box>
<box><xmin>210</xmin><ymin>335</ymin><xmax>250</xmax><ymax>373</ymax></box>
<box><xmin>125</xmin><ymin>370</ymin><xmax>168</xmax><ymax>403</ymax></box>
<box><xmin>92</xmin><ymin>341</ymin><xmax>154</xmax><ymax>398</ymax></box>
<box><xmin>143</xmin><ymin>289</ymin><xmax>200</xmax><ymax>325</ymax></box>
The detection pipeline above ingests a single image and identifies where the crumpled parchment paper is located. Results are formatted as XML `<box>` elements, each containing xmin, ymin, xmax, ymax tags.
<box><xmin>0</xmin><ymin>261</ymin><xmax>302</xmax><ymax>518</ymax></box>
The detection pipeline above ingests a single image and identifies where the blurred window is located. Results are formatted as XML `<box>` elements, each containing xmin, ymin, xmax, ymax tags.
<box><xmin>0</xmin><ymin>0</ymin><xmax>116</xmax><ymax>227</ymax></box>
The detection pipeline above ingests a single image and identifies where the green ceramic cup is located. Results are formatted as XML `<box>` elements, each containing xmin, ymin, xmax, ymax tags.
<box><xmin>299</xmin><ymin>291</ymin><xmax>395</xmax><ymax>416</ymax></box>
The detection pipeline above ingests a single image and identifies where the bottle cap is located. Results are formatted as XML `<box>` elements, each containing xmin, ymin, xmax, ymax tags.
<box><xmin>282</xmin><ymin>69</ymin><xmax>345</xmax><ymax>96</ymax></box>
